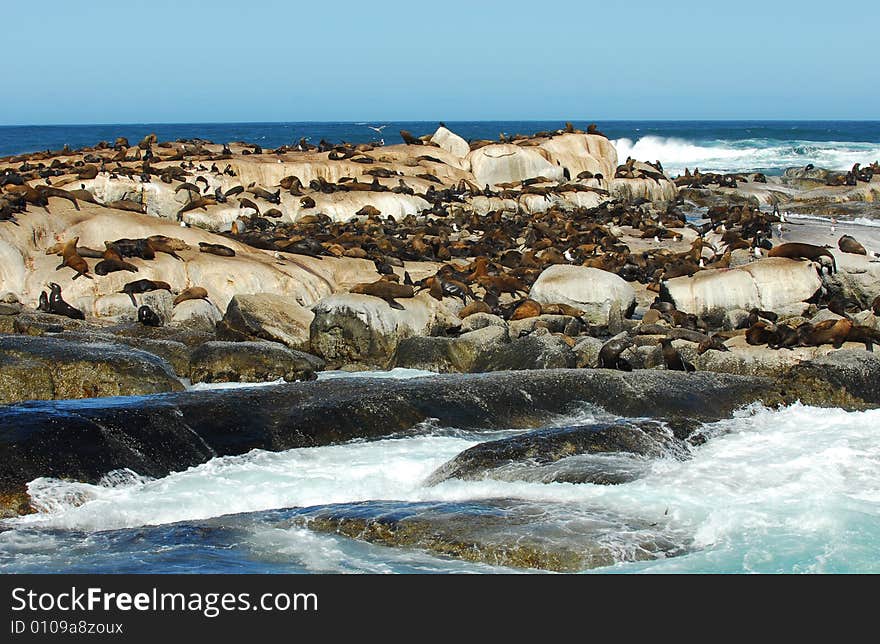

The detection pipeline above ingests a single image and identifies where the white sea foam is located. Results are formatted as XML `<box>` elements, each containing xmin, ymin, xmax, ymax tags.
<box><xmin>5</xmin><ymin>404</ymin><xmax>880</xmax><ymax>573</ymax></box>
<box><xmin>612</xmin><ymin>136</ymin><xmax>880</xmax><ymax>177</ymax></box>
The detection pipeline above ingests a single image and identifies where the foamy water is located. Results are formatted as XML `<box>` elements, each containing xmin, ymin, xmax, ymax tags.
<box><xmin>613</xmin><ymin>135</ymin><xmax>880</xmax><ymax>177</ymax></box>
<box><xmin>2</xmin><ymin>403</ymin><xmax>879</xmax><ymax>573</ymax></box>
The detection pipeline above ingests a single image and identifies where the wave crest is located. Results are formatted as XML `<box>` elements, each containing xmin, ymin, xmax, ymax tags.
<box><xmin>611</xmin><ymin>135</ymin><xmax>880</xmax><ymax>176</ymax></box>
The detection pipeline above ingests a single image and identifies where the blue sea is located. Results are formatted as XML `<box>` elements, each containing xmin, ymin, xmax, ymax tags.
<box><xmin>2</xmin><ymin>120</ymin><xmax>880</xmax><ymax>177</ymax></box>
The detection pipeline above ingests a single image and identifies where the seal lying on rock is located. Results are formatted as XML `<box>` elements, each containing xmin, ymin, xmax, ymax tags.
<box><xmin>198</xmin><ymin>242</ymin><xmax>236</xmax><ymax>257</ymax></box>
<box><xmin>173</xmin><ymin>286</ymin><xmax>210</xmax><ymax>306</ymax></box>
<box><xmin>94</xmin><ymin>244</ymin><xmax>139</xmax><ymax>275</ymax></box>
<box><xmin>55</xmin><ymin>238</ymin><xmax>93</xmax><ymax>280</ymax></box>
<box><xmin>768</xmin><ymin>242</ymin><xmax>837</xmax><ymax>274</ymax></box>
<box><xmin>350</xmin><ymin>278</ymin><xmax>415</xmax><ymax>310</ymax></box>
<box><xmin>119</xmin><ymin>279</ymin><xmax>172</xmax><ymax>306</ymax></box>
<box><xmin>838</xmin><ymin>234</ymin><xmax>867</xmax><ymax>255</ymax></box>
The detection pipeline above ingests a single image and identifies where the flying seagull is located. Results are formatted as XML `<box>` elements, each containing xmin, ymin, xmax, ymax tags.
<box><xmin>367</xmin><ymin>125</ymin><xmax>388</xmax><ymax>134</ymax></box>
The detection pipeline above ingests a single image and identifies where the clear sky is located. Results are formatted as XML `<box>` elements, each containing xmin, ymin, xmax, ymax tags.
<box><xmin>2</xmin><ymin>0</ymin><xmax>877</xmax><ymax>125</ymax></box>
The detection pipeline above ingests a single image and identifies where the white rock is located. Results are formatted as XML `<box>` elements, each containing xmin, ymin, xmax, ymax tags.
<box><xmin>665</xmin><ymin>258</ymin><xmax>822</xmax><ymax>315</ymax></box>
<box><xmin>430</xmin><ymin>127</ymin><xmax>470</xmax><ymax>158</ymax></box>
<box><xmin>529</xmin><ymin>265</ymin><xmax>636</xmax><ymax>325</ymax></box>
<box><xmin>467</xmin><ymin>144</ymin><xmax>563</xmax><ymax>187</ymax></box>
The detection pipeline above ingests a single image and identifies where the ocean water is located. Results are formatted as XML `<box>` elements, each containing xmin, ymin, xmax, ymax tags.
<box><xmin>2</xmin><ymin>400</ymin><xmax>879</xmax><ymax>574</ymax></box>
<box><xmin>2</xmin><ymin>120</ymin><xmax>879</xmax><ymax>178</ymax></box>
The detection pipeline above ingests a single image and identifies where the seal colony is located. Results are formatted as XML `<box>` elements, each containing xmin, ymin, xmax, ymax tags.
<box><xmin>2</xmin><ymin>122</ymin><xmax>880</xmax><ymax>388</ymax></box>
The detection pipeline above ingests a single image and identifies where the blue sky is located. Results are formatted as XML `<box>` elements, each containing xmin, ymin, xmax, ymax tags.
<box><xmin>2</xmin><ymin>0</ymin><xmax>877</xmax><ymax>125</ymax></box>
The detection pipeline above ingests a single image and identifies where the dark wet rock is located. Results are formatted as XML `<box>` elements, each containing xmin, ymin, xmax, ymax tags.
<box><xmin>572</xmin><ymin>336</ymin><xmax>604</xmax><ymax>368</ymax></box>
<box><xmin>459</xmin><ymin>313</ymin><xmax>507</xmax><ymax>333</ymax></box>
<box><xmin>0</xmin><ymin>335</ymin><xmax>184</xmax><ymax>405</ymax></box>
<box><xmin>309</xmin><ymin>293</ymin><xmax>458</xmax><ymax>368</ymax></box>
<box><xmin>781</xmin><ymin>166</ymin><xmax>834</xmax><ymax>189</ymax></box>
<box><xmin>189</xmin><ymin>340</ymin><xmax>324</xmax><ymax>383</ymax></box>
<box><xmin>288</xmin><ymin>499</ymin><xmax>688</xmax><ymax>572</ymax></box>
<box><xmin>391</xmin><ymin>326</ymin><xmax>509</xmax><ymax>373</ymax></box>
<box><xmin>11</xmin><ymin>311</ymin><xmax>96</xmax><ymax>335</ymax></box>
<box><xmin>57</xmin><ymin>331</ymin><xmax>192</xmax><ymax>378</ymax></box>
<box><xmin>425</xmin><ymin>421</ymin><xmax>689</xmax><ymax>486</ymax></box>
<box><xmin>109</xmin><ymin>323</ymin><xmax>215</xmax><ymax>348</ymax></box>
<box><xmin>783</xmin><ymin>349</ymin><xmax>880</xmax><ymax>407</ymax></box>
<box><xmin>0</xmin><ymin>491</ymin><xmax>33</xmax><ymax>518</ymax></box>
<box><xmin>0</xmin><ymin>368</ymin><xmax>794</xmax><ymax>515</ymax></box>
<box><xmin>216</xmin><ymin>293</ymin><xmax>313</xmax><ymax>352</ymax></box>
<box><xmin>472</xmin><ymin>329</ymin><xmax>576</xmax><ymax>371</ymax></box>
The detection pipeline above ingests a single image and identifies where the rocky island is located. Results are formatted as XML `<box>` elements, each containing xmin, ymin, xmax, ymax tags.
<box><xmin>2</xmin><ymin>122</ymin><xmax>880</xmax><ymax>541</ymax></box>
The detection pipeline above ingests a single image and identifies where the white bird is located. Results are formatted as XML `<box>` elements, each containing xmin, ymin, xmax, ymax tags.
<box><xmin>564</xmin><ymin>249</ymin><xmax>575</xmax><ymax>262</ymax></box>
<box><xmin>368</xmin><ymin>125</ymin><xmax>388</xmax><ymax>134</ymax></box>
<box><xmin>698</xmin><ymin>258</ymin><xmax>705</xmax><ymax>268</ymax></box>
<box><xmin>753</xmin><ymin>247</ymin><xmax>762</xmax><ymax>258</ymax></box>
<box><xmin>654</xmin><ymin>236</ymin><xmax>660</xmax><ymax>243</ymax></box>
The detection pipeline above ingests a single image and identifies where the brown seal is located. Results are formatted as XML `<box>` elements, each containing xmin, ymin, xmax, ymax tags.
<box><xmin>350</xmin><ymin>278</ymin><xmax>415</xmax><ymax>310</ymax></box>
<box><xmin>198</xmin><ymin>242</ymin><xmax>236</xmax><ymax>257</ymax></box>
<box><xmin>55</xmin><ymin>237</ymin><xmax>93</xmax><ymax>280</ymax></box>
<box><xmin>838</xmin><ymin>234</ymin><xmax>867</xmax><ymax>255</ymax></box>
<box><xmin>147</xmin><ymin>235</ymin><xmax>190</xmax><ymax>260</ymax></box>
<box><xmin>509</xmin><ymin>299</ymin><xmax>542</xmax><ymax>320</ymax></box>
<box><xmin>799</xmin><ymin>318</ymin><xmax>852</xmax><ymax>348</ymax></box>
<box><xmin>457</xmin><ymin>301</ymin><xmax>493</xmax><ymax>318</ymax></box>
<box><xmin>660</xmin><ymin>338</ymin><xmax>695</xmax><ymax>372</ymax></box>
<box><xmin>597</xmin><ymin>337</ymin><xmax>633</xmax><ymax>371</ymax></box>
<box><xmin>94</xmin><ymin>243</ymin><xmax>139</xmax><ymax>276</ymax></box>
<box><xmin>173</xmin><ymin>286</ymin><xmax>210</xmax><ymax>306</ymax></box>
<box><xmin>119</xmin><ymin>279</ymin><xmax>172</xmax><ymax>306</ymax></box>
<box><xmin>767</xmin><ymin>242</ymin><xmax>836</xmax><ymax>273</ymax></box>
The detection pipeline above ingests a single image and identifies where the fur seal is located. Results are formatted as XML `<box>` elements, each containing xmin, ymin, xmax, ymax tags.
<box><xmin>399</xmin><ymin>130</ymin><xmax>424</xmax><ymax>146</ymax></box>
<box><xmin>177</xmin><ymin>197</ymin><xmax>216</xmax><ymax>220</ymax></box>
<box><xmin>45</xmin><ymin>282</ymin><xmax>84</xmax><ymax>319</ymax></box>
<box><xmin>198</xmin><ymin>242</ymin><xmax>236</xmax><ymax>257</ymax></box>
<box><xmin>107</xmin><ymin>238</ymin><xmax>155</xmax><ymax>261</ymax></box>
<box><xmin>119</xmin><ymin>279</ymin><xmax>172</xmax><ymax>306</ymax></box>
<box><xmin>94</xmin><ymin>244</ymin><xmax>139</xmax><ymax>275</ymax></box>
<box><xmin>173</xmin><ymin>286</ymin><xmax>209</xmax><ymax>306</ymax></box>
<box><xmin>660</xmin><ymin>338</ymin><xmax>695</xmax><ymax>372</ymax></box>
<box><xmin>597</xmin><ymin>337</ymin><xmax>633</xmax><ymax>371</ymax></box>
<box><xmin>768</xmin><ymin>242</ymin><xmax>837</xmax><ymax>274</ymax></box>
<box><xmin>55</xmin><ymin>237</ymin><xmax>93</xmax><ymax>280</ymax></box>
<box><xmin>146</xmin><ymin>235</ymin><xmax>189</xmax><ymax>260</ymax></box>
<box><xmin>800</xmin><ymin>318</ymin><xmax>852</xmax><ymax>348</ymax></box>
<box><xmin>137</xmin><ymin>305</ymin><xmax>163</xmax><ymax>326</ymax></box>
<box><xmin>838</xmin><ymin>234</ymin><xmax>867</xmax><ymax>255</ymax></box>
<box><xmin>350</xmin><ymin>278</ymin><xmax>414</xmax><ymax>310</ymax></box>
<box><xmin>509</xmin><ymin>299</ymin><xmax>543</xmax><ymax>320</ymax></box>
<box><xmin>457</xmin><ymin>301</ymin><xmax>493</xmax><ymax>318</ymax></box>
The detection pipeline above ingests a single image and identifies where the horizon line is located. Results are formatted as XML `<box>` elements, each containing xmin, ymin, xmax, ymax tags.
<box><xmin>3</xmin><ymin>118</ymin><xmax>880</xmax><ymax>129</ymax></box>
